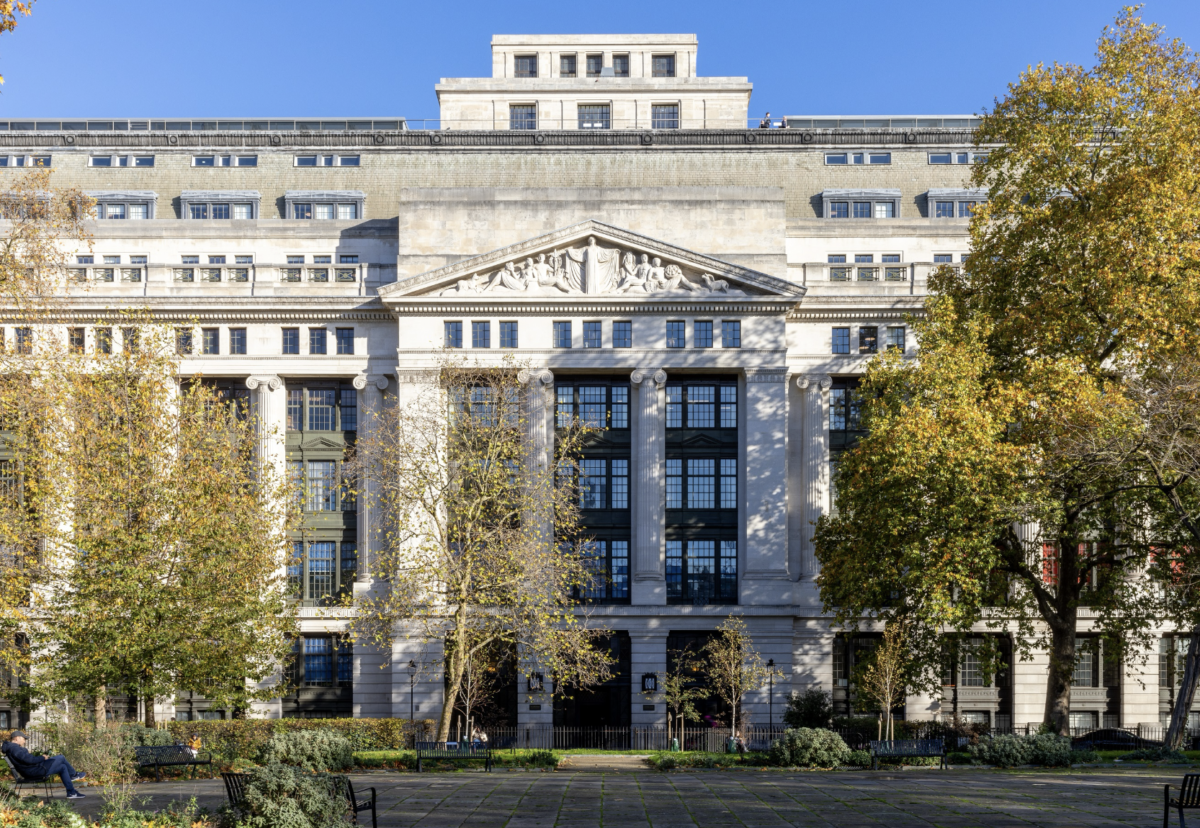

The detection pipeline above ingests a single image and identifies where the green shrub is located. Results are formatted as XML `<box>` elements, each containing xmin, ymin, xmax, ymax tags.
<box><xmin>524</xmin><ymin>750</ymin><xmax>559</xmax><ymax>768</ymax></box>
<box><xmin>783</xmin><ymin>688</ymin><xmax>833</xmax><ymax>729</ymax></box>
<box><xmin>768</xmin><ymin>728</ymin><xmax>851</xmax><ymax>768</ymax></box>
<box><xmin>968</xmin><ymin>734</ymin><xmax>1030</xmax><ymax>767</ymax></box>
<box><xmin>1120</xmin><ymin>747</ymin><xmax>1190</xmax><ymax>763</ymax></box>
<box><xmin>1071</xmin><ymin>748</ymin><xmax>1101</xmax><ymax>763</ymax></box>
<box><xmin>239</xmin><ymin>762</ymin><xmax>346</xmax><ymax>828</ymax></box>
<box><xmin>1025</xmin><ymin>733</ymin><xmax>1073</xmax><ymax>767</ymax></box>
<box><xmin>847</xmin><ymin>749</ymin><xmax>871</xmax><ymax>767</ymax></box>
<box><xmin>164</xmin><ymin>717</ymin><xmax>435</xmax><ymax>762</ymax></box>
<box><xmin>257</xmin><ymin>730</ymin><xmax>353</xmax><ymax>773</ymax></box>
<box><xmin>649</xmin><ymin>753</ymin><xmax>677</xmax><ymax>770</ymax></box>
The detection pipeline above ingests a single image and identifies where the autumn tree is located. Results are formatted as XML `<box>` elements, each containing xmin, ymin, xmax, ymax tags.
<box><xmin>657</xmin><ymin>648</ymin><xmax>707</xmax><ymax>745</ymax></box>
<box><xmin>702</xmin><ymin>616</ymin><xmax>777</xmax><ymax>736</ymax></box>
<box><xmin>12</xmin><ymin>320</ymin><xmax>298</xmax><ymax>725</ymax></box>
<box><xmin>815</xmin><ymin>8</ymin><xmax>1200</xmax><ymax>734</ymax></box>
<box><xmin>348</xmin><ymin>357</ymin><xmax>611</xmax><ymax>742</ymax></box>
<box><xmin>0</xmin><ymin>1</ymin><xmax>33</xmax><ymax>84</ymax></box>
<box><xmin>853</xmin><ymin>623</ymin><xmax>912</xmax><ymax>741</ymax></box>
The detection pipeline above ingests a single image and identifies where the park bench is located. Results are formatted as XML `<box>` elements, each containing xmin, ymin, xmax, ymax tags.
<box><xmin>223</xmin><ymin>771</ymin><xmax>377</xmax><ymax>828</ymax></box>
<box><xmin>133</xmin><ymin>744</ymin><xmax>212</xmax><ymax>782</ymax></box>
<box><xmin>2</xmin><ymin>754</ymin><xmax>57</xmax><ymax>796</ymax></box>
<box><xmin>1164</xmin><ymin>774</ymin><xmax>1200</xmax><ymax>828</ymax></box>
<box><xmin>869</xmin><ymin>739</ymin><xmax>946</xmax><ymax>770</ymax></box>
<box><xmin>414</xmin><ymin>741</ymin><xmax>492</xmax><ymax>773</ymax></box>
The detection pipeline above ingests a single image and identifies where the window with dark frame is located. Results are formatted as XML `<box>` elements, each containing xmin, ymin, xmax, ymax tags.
<box><xmin>652</xmin><ymin>104</ymin><xmax>679</xmax><ymax>129</ymax></box>
<box><xmin>722</xmin><ymin>321</ymin><xmax>741</xmax><ymax>348</ymax></box>
<box><xmin>613</xmin><ymin>321</ymin><xmax>632</xmax><ymax>348</ymax></box>
<box><xmin>500</xmin><ymin>321</ymin><xmax>518</xmax><ymax>348</ymax></box>
<box><xmin>666</xmin><ymin>539</ymin><xmax>737</xmax><ymax>604</ymax></box>
<box><xmin>574</xmin><ymin>539</ymin><xmax>630</xmax><ymax>602</ymax></box>
<box><xmin>652</xmin><ymin>54</ymin><xmax>676</xmax><ymax>77</ymax></box>
<box><xmin>309</xmin><ymin>328</ymin><xmax>327</xmax><ymax>355</ymax></box>
<box><xmin>514</xmin><ymin>55</ymin><xmax>538</xmax><ymax>78</ymax></box>
<box><xmin>586</xmin><ymin>54</ymin><xmax>603</xmax><ymax>77</ymax></box>
<box><xmin>174</xmin><ymin>328</ymin><xmax>192</xmax><ymax>356</ymax></box>
<box><xmin>201</xmin><ymin>328</ymin><xmax>219</xmax><ymax>355</ymax></box>
<box><xmin>613</xmin><ymin>54</ymin><xmax>629</xmax><ymax>77</ymax></box>
<box><xmin>832</xmin><ymin>327</ymin><xmax>850</xmax><ymax>354</ymax></box>
<box><xmin>335</xmin><ymin>328</ymin><xmax>354</xmax><ymax>355</ymax></box>
<box><xmin>553</xmin><ymin>321</ymin><xmax>572</xmax><ymax>348</ymax></box>
<box><xmin>122</xmin><ymin>327</ymin><xmax>139</xmax><ymax>354</ymax></box>
<box><xmin>472</xmin><ymin>321</ymin><xmax>491</xmax><ymax>349</ymax></box>
<box><xmin>282</xmin><ymin>328</ymin><xmax>300</xmax><ymax>355</ymax></box>
<box><xmin>859</xmin><ymin>326</ymin><xmax>878</xmax><ymax>354</ymax></box>
<box><xmin>583</xmin><ymin>321</ymin><xmax>601</xmax><ymax>348</ymax></box>
<box><xmin>578</xmin><ymin>105</ymin><xmax>611</xmax><ymax>129</ymax></box>
<box><xmin>887</xmin><ymin>326</ymin><xmax>906</xmax><ymax>352</ymax></box>
<box><xmin>694</xmin><ymin>321</ymin><xmax>713</xmax><ymax>348</ymax></box>
<box><xmin>96</xmin><ymin>327</ymin><xmax>112</xmax><ymax>355</ymax></box>
<box><xmin>68</xmin><ymin>327</ymin><xmax>84</xmax><ymax>354</ymax></box>
<box><xmin>509</xmin><ymin>105</ymin><xmax>537</xmax><ymax>130</ymax></box>
<box><xmin>560</xmin><ymin>54</ymin><xmax>577</xmax><ymax>77</ymax></box>
<box><xmin>665</xmin><ymin>382</ymin><xmax>737</xmax><ymax>429</ymax></box>
<box><xmin>556</xmin><ymin>383</ymin><xmax>630</xmax><ymax>430</ymax></box>
<box><xmin>666</xmin><ymin>321</ymin><xmax>685</xmax><ymax>348</ymax></box>
<box><xmin>230</xmin><ymin>328</ymin><xmax>247</xmax><ymax>355</ymax></box>
<box><xmin>444</xmin><ymin>321</ymin><xmax>463</xmax><ymax>349</ymax></box>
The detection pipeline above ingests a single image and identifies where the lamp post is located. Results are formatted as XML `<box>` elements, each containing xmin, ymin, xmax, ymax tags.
<box><xmin>767</xmin><ymin>659</ymin><xmax>775</xmax><ymax>728</ymax></box>
<box><xmin>408</xmin><ymin>660</ymin><xmax>417</xmax><ymax>747</ymax></box>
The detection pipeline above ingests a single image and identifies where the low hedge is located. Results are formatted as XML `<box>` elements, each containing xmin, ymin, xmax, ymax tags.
<box><xmin>646</xmin><ymin>751</ymin><xmax>771</xmax><ymax>770</ymax></box>
<box><xmin>352</xmin><ymin>749</ymin><xmax>559</xmax><ymax>770</ymax></box>
<box><xmin>163</xmin><ymin>718</ymin><xmax>436</xmax><ymax>762</ymax></box>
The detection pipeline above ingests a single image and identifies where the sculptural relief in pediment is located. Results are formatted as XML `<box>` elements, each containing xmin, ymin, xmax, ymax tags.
<box><xmin>438</xmin><ymin>235</ymin><xmax>748</xmax><ymax>298</ymax></box>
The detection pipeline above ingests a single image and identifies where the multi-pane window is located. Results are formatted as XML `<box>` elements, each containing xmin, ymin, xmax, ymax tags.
<box><xmin>514</xmin><ymin>55</ymin><xmax>538</xmax><ymax>77</ymax></box>
<box><xmin>666</xmin><ymin>383</ymin><xmax>737</xmax><ymax>429</ymax></box>
<box><xmin>576</xmin><ymin>540</ymin><xmax>630</xmax><ymax>602</ymax></box>
<box><xmin>289</xmin><ymin>544</ymin><xmax>359</xmax><ymax>606</ymax></box>
<box><xmin>193</xmin><ymin>155</ymin><xmax>256</xmax><ymax>167</ymax></box>
<box><xmin>586</xmin><ymin>54</ymin><xmax>603</xmax><ymax>77</ymax></box>
<box><xmin>652</xmin><ymin>105</ymin><xmax>679</xmax><ymax>129</ymax></box>
<box><xmin>934</xmin><ymin>201</ymin><xmax>955</xmax><ymax>218</ymax></box>
<box><xmin>500</xmin><ymin>321</ymin><xmax>518</xmax><ymax>348</ymax></box>
<box><xmin>188</xmin><ymin>202</ymin><xmax>253</xmax><ymax>220</ymax></box>
<box><xmin>666</xmin><ymin>539</ymin><xmax>736</xmax><ymax>604</ymax></box>
<box><xmin>175</xmin><ymin>328</ymin><xmax>192</xmax><ymax>355</ymax></box>
<box><xmin>853</xmin><ymin>202</ymin><xmax>871</xmax><ymax>219</ymax></box>
<box><xmin>306</xmin><ymin>461</ymin><xmax>338</xmax><ymax>511</ymax></box>
<box><xmin>202</xmin><ymin>328</ymin><xmax>219</xmax><ymax>355</ymax></box>
<box><xmin>652</xmin><ymin>54</ymin><xmax>676</xmax><ymax>77</ymax></box>
<box><xmin>288</xmin><ymin>634</ymin><xmax>353</xmax><ymax>686</ymax></box>
<box><xmin>308</xmin><ymin>389</ymin><xmax>337</xmax><ymax>431</ymax></box>
<box><xmin>282</xmin><ymin>328</ymin><xmax>300</xmax><ymax>355</ymax></box>
<box><xmin>828</xmin><ymin>202</ymin><xmax>849</xmax><ymax>219</ymax></box>
<box><xmin>825</xmin><ymin>152</ymin><xmax>891</xmax><ymax>165</ymax></box>
<box><xmin>887</xmin><ymin>327</ymin><xmax>906</xmax><ymax>352</ymax></box>
<box><xmin>510</xmin><ymin>105</ymin><xmax>537</xmax><ymax>130</ymax></box>
<box><xmin>95</xmin><ymin>327</ymin><xmax>112</xmax><ymax>355</ymax></box>
<box><xmin>859</xmin><ymin>326</ymin><xmax>878</xmax><ymax>354</ymax></box>
<box><xmin>230</xmin><ymin>328</ymin><xmax>247</xmax><ymax>355</ymax></box>
<box><xmin>560</xmin><ymin>54</ymin><xmax>577</xmax><ymax>77</ymax></box>
<box><xmin>445</xmin><ymin>321</ymin><xmax>463</xmax><ymax>349</ymax></box>
<box><xmin>293</xmin><ymin>202</ymin><xmax>358</xmax><ymax>220</ymax></box>
<box><xmin>310</xmin><ymin>328</ymin><xmax>327</xmax><ymax>355</ymax></box>
<box><xmin>556</xmin><ymin>384</ymin><xmax>630</xmax><ymax>429</ymax></box>
<box><xmin>287</xmin><ymin>385</ymin><xmax>357</xmax><ymax>433</ymax></box>
<box><xmin>553</xmin><ymin>321</ymin><xmax>572</xmax><ymax>348</ymax></box>
<box><xmin>832</xmin><ymin>327</ymin><xmax>850</xmax><ymax>354</ymax></box>
<box><xmin>335</xmin><ymin>328</ymin><xmax>354</xmax><ymax>355</ymax></box>
<box><xmin>934</xmin><ymin>254</ymin><xmax>954</xmax><ymax>264</ymax></box>
<box><xmin>666</xmin><ymin>321</ymin><xmax>685</xmax><ymax>348</ymax></box>
<box><xmin>583</xmin><ymin>321</ymin><xmax>602</xmax><ymax>348</ymax></box>
<box><xmin>959</xmin><ymin>201</ymin><xmax>977</xmax><ymax>218</ymax></box>
<box><xmin>929</xmin><ymin>151</ymin><xmax>987</xmax><ymax>165</ymax></box>
<box><xmin>722</xmin><ymin>321</ymin><xmax>741</xmax><ymax>348</ymax></box>
<box><xmin>95</xmin><ymin>202</ymin><xmax>150</xmax><ymax>220</ymax></box>
<box><xmin>340</xmin><ymin>389</ymin><xmax>357</xmax><ymax>432</ymax></box>
<box><xmin>12</xmin><ymin>328</ymin><xmax>29</xmax><ymax>355</ymax></box>
<box><xmin>694</xmin><ymin>321</ymin><xmax>713</xmax><ymax>348</ymax></box>
<box><xmin>613</xmin><ymin>54</ymin><xmax>629</xmax><ymax>77</ymax></box>
<box><xmin>666</xmin><ymin>458</ymin><xmax>736</xmax><ymax>509</ymax></box>
<box><xmin>578</xmin><ymin>105</ymin><xmax>611</xmax><ymax>130</ymax></box>
<box><xmin>472</xmin><ymin>321</ymin><xmax>491</xmax><ymax>349</ymax></box>
<box><xmin>613</xmin><ymin>321</ymin><xmax>632</xmax><ymax>348</ymax></box>
<box><xmin>575</xmin><ymin>458</ymin><xmax>629</xmax><ymax>509</ymax></box>
<box><xmin>122</xmin><ymin>327</ymin><xmax>139</xmax><ymax>355</ymax></box>
<box><xmin>68</xmin><ymin>327</ymin><xmax>84</xmax><ymax>354</ymax></box>
<box><xmin>830</xmin><ymin>386</ymin><xmax>861</xmax><ymax>432</ymax></box>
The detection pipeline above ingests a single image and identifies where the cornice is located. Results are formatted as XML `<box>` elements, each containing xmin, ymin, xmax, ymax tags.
<box><xmin>388</xmin><ymin>299</ymin><xmax>796</xmax><ymax>315</ymax></box>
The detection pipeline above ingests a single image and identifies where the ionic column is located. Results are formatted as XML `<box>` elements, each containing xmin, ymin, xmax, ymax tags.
<box><xmin>518</xmin><ymin>368</ymin><xmax>555</xmax><ymax>477</ymax></box>
<box><xmin>245</xmin><ymin>375</ymin><xmax>286</xmax><ymax>480</ymax></box>
<box><xmin>741</xmin><ymin>370</ymin><xmax>791</xmax><ymax>602</ymax></box>
<box><xmin>353</xmin><ymin>373</ymin><xmax>390</xmax><ymax>582</ymax></box>
<box><xmin>797</xmin><ymin>375</ymin><xmax>832</xmax><ymax>579</ymax></box>
<box><xmin>631</xmin><ymin>368</ymin><xmax>666</xmax><ymax>591</ymax></box>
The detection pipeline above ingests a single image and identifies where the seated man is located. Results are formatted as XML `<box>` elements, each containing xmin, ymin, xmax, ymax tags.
<box><xmin>2</xmin><ymin>730</ymin><xmax>86</xmax><ymax>798</ymax></box>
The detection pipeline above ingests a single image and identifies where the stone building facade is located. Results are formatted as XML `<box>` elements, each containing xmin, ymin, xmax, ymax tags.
<box><xmin>3</xmin><ymin>34</ymin><xmax>1192</xmax><ymax>732</ymax></box>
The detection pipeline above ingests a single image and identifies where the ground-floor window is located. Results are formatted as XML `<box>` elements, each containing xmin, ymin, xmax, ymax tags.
<box><xmin>283</xmin><ymin>634</ymin><xmax>352</xmax><ymax>718</ymax></box>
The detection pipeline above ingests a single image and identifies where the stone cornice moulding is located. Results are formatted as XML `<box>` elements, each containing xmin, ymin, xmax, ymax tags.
<box><xmin>389</xmin><ymin>299</ymin><xmax>796</xmax><ymax>316</ymax></box>
<box><xmin>744</xmin><ymin>368</ymin><xmax>789</xmax><ymax>383</ymax></box>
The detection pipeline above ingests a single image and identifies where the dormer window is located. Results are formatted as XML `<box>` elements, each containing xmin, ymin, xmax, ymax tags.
<box><xmin>613</xmin><ymin>54</ymin><xmax>629</xmax><ymax>77</ymax></box>
<box><xmin>560</xmin><ymin>54</ymin><xmax>577</xmax><ymax>77</ymax></box>
<box><xmin>652</xmin><ymin>54</ymin><xmax>676</xmax><ymax>77</ymax></box>
<box><xmin>821</xmin><ymin>189</ymin><xmax>900</xmax><ymax>220</ymax></box>
<box><xmin>927</xmin><ymin>188</ymin><xmax>987</xmax><ymax>219</ymax></box>
<box><xmin>586</xmin><ymin>54</ymin><xmax>603</xmax><ymax>77</ymax></box>
<box><xmin>514</xmin><ymin>55</ymin><xmax>538</xmax><ymax>78</ymax></box>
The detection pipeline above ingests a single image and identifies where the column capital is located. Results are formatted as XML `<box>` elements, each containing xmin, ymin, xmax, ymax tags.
<box><xmin>245</xmin><ymin>375</ymin><xmax>283</xmax><ymax>392</ymax></box>
<box><xmin>630</xmin><ymin>368</ymin><xmax>666</xmax><ymax>387</ymax></box>
<box><xmin>518</xmin><ymin>368</ymin><xmax>554</xmax><ymax>386</ymax></box>
<box><xmin>796</xmin><ymin>374</ymin><xmax>832</xmax><ymax>393</ymax></box>
<box><xmin>353</xmin><ymin>373</ymin><xmax>390</xmax><ymax>391</ymax></box>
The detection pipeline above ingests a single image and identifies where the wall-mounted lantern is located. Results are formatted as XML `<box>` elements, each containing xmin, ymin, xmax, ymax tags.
<box><xmin>528</xmin><ymin>673</ymin><xmax>544</xmax><ymax>693</ymax></box>
<box><xmin>642</xmin><ymin>673</ymin><xmax>658</xmax><ymax>693</ymax></box>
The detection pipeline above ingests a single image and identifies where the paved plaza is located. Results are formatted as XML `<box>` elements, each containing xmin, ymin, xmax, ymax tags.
<box><xmin>52</xmin><ymin>763</ymin><xmax>1187</xmax><ymax>828</ymax></box>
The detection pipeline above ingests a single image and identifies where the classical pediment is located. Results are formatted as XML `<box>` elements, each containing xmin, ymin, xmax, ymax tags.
<box><xmin>380</xmin><ymin>221</ymin><xmax>803</xmax><ymax>300</ymax></box>
<box><xmin>300</xmin><ymin>437</ymin><xmax>345</xmax><ymax>452</ymax></box>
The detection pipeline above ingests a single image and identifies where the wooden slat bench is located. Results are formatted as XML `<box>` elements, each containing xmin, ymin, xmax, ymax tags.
<box><xmin>869</xmin><ymin>739</ymin><xmax>946</xmax><ymax>770</ymax></box>
<box><xmin>133</xmin><ymin>744</ymin><xmax>212</xmax><ymax>782</ymax></box>
<box><xmin>414</xmin><ymin>741</ymin><xmax>492</xmax><ymax>772</ymax></box>
<box><xmin>1165</xmin><ymin>773</ymin><xmax>1200</xmax><ymax>828</ymax></box>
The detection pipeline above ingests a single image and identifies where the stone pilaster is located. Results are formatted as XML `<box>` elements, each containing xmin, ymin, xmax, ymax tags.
<box><xmin>740</xmin><ymin>369</ymin><xmax>791</xmax><ymax>605</ymax></box>
<box><xmin>245</xmin><ymin>375</ymin><xmax>286</xmax><ymax>482</ymax></box>
<box><xmin>797</xmin><ymin>375</ymin><xmax>832</xmax><ymax>581</ymax></box>
<box><xmin>518</xmin><ymin>368</ymin><xmax>555</xmax><ymax>477</ymax></box>
<box><xmin>353</xmin><ymin>373</ymin><xmax>390</xmax><ymax>582</ymax></box>
<box><xmin>631</xmin><ymin>368</ymin><xmax>666</xmax><ymax>606</ymax></box>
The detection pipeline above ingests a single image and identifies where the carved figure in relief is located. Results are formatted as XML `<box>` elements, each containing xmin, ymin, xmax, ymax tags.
<box><xmin>661</xmin><ymin>263</ymin><xmax>698</xmax><ymax>291</ymax></box>
<box><xmin>701</xmin><ymin>273</ymin><xmax>730</xmax><ymax>292</ymax></box>
<box><xmin>563</xmin><ymin>236</ymin><xmax>621</xmax><ymax>294</ymax></box>
<box><xmin>615</xmin><ymin>253</ymin><xmax>651</xmax><ymax>293</ymax></box>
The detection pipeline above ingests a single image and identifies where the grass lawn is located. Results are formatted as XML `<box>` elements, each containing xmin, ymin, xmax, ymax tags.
<box><xmin>354</xmin><ymin>749</ymin><xmax>560</xmax><ymax>770</ymax></box>
<box><xmin>1093</xmin><ymin>749</ymin><xmax>1200</xmax><ymax>763</ymax></box>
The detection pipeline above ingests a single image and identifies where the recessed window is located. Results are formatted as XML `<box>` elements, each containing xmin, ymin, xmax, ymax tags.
<box><xmin>929</xmin><ymin>151</ymin><xmax>985</xmax><ymax>165</ymax></box>
<box><xmin>694</xmin><ymin>321</ymin><xmax>713</xmax><ymax>348</ymax></box>
<box><xmin>887</xmin><ymin>327</ymin><xmax>906</xmax><ymax>352</ymax></box>
<box><xmin>958</xmin><ymin>201</ymin><xmax>978</xmax><ymax>218</ymax></box>
<box><xmin>586</xmin><ymin>54</ymin><xmax>603</xmax><ymax>77</ymax></box>
<box><xmin>201</xmin><ymin>328</ymin><xmax>220</xmax><ymax>355</ymax></box>
<box><xmin>472</xmin><ymin>321</ymin><xmax>491</xmax><ymax>349</ymax></box>
<box><xmin>338</xmin><ymin>255</ymin><xmax>358</xmax><ymax>264</ymax></box>
<box><xmin>444</xmin><ymin>321</ymin><xmax>462</xmax><ymax>349</ymax></box>
<box><xmin>282</xmin><ymin>328</ymin><xmax>300</xmax><ymax>355</ymax></box>
<box><xmin>828</xmin><ymin>254</ymin><xmax>846</xmax><ymax>264</ymax></box>
<box><xmin>560</xmin><ymin>54</ymin><xmax>577</xmax><ymax>77</ymax></box>
<box><xmin>510</xmin><ymin>105</ymin><xmax>537</xmax><ymax>130</ymax></box>
<box><xmin>77</xmin><ymin>255</ymin><xmax>94</xmax><ymax>264</ymax></box>
<box><xmin>666</xmin><ymin>321</ymin><xmax>685</xmax><ymax>348</ymax></box>
<box><xmin>336</xmin><ymin>328</ymin><xmax>354</xmax><ymax>355</ymax></box>
<box><xmin>193</xmin><ymin>155</ymin><xmax>256</xmax><ymax>167</ymax></box>
<box><xmin>514</xmin><ymin>54</ymin><xmax>538</xmax><ymax>78</ymax></box>
<box><xmin>875</xmin><ymin>202</ymin><xmax>895</xmax><ymax>218</ymax></box>
<box><xmin>933</xmin><ymin>254</ymin><xmax>954</xmax><ymax>264</ymax></box>
<box><xmin>613</xmin><ymin>54</ymin><xmax>629</xmax><ymax>77</ymax></box>
<box><xmin>89</xmin><ymin>156</ymin><xmax>112</xmax><ymax>167</ymax></box>
<box><xmin>68</xmin><ymin>327</ymin><xmax>84</xmax><ymax>354</ymax></box>
<box><xmin>103</xmin><ymin>255</ymin><xmax>120</xmax><ymax>264</ymax></box>
<box><xmin>882</xmin><ymin>254</ymin><xmax>901</xmax><ymax>263</ymax></box>
<box><xmin>826</xmin><ymin>151</ymin><xmax>890</xmax><ymax>165</ymax></box>
<box><xmin>934</xmin><ymin>201</ymin><xmax>955</xmax><ymax>218</ymax></box>
<box><xmin>859</xmin><ymin>326</ymin><xmax>878</xmax><ymax>354</ymax></box>
<box><xmin>721</xmin><ymin>321</ymin><xmax>741</xmax><ymax>348</ymax></box>
<box><xmin>829</xmin><ymin>202</ymin><xmax>849</xmax><ymax>219</ymax></box>
<box><xmin>832</xmin><ymin>327</ymin><xmax>850</xmax><ymax>355</ymax></box>
<box><xmin>582</xmin><ymin>321</ymin><xmax>602</xmax><ymax>348</ymax></box>
<box><xmin>236</xmin><ymin>255</ymin><xmax>253</xmax><ymax>264</ymax></box>
<box><xmin>825</xmin><ymin>153</ymin><xmax>848</xmax><ymax>165</ymax></box>
<box><xmin>294</xmin><ymin>155</ymin><xmax>359</xmax><ymax>167</ymax></box>
<box><xmin>855</xmin><ymin>254</ymin><xmax>873</xmax><ymax>263</ymax></box>
<box><xmin>175</xmin><ymin>328</ymin><xmax>193</xmax><ymax>355</ymax></box>
<box><xmin>578</xmin><ymin>105</ymin><xmax>611</xmax><ymax>130</ymax></box>
<box><xmin>310</xmin><ymin>328</ymin><xmax>327</xmax><ymax>355</ymax></box>
<box><xmin>651</xmin><ymin>104</ymin><xmax>679</xmax><ymax>129</ymax></box>
<box><xmin>95</xmin><ymin>327</ymin><xmax>112</xmax><ymax>355</ymax></box>
<box><xmin>652</xmin><ymin>54</ymin><xmax>676</xmax><ymax>78</ymax></box>
<box><xmin>230</xmin><ymin>328</ymin><xmax>247</xmax><ymax>355</ymax></box>
<box><xmin>613</xmin><ymin>321</ymin><xmax>632</xmax><ymax>348</ymax></box>
<box><xmin>553</xmin><ymin>321</ymin><xmax>572</xmax><ymax>349</ymax></box>
<box><xmin>500</xmin><ymin>321</ymin><xmax>518</xmax><ymax>348</ymax></box>
<box><xmin>853</xmin><ymin>202</ymin><xmax>871</xmax><ymax>219</ymax></box>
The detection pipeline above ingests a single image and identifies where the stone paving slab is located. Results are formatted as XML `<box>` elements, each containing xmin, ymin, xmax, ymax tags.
<box><xmin>45</xmin><ymin>766</ymin><xmax>1187</xmax><ymax>827</ymax></box>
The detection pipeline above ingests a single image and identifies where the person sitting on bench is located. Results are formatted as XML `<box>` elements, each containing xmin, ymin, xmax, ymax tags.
<box><xmin>2</xmin><ymin>730</ymin><xmax>87</xmax><ymax>799</ymax></box>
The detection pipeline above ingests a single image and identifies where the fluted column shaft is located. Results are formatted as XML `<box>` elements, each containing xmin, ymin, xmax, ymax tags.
<box><xmin>798</xmin><ymin>375</ymin><xmax>832</xmax><ymax>579</ymax></box>
<box><xmin>354</xmin><ymin>373</ymin><xmax>389</xmax><ymax>581</ymax></box>
<box><xmin>632</xmin><ymin>368</ymin><xmax>666</xmax><ymax>584</ymax></box>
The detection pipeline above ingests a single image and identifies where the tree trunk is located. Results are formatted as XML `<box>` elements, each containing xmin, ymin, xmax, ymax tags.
<box><xmin>144</xmin><ymin>695</ymin><xmax>155</xmax><ymax>728</ymax></box>
<box><xmin>1166</xmin><ymin>627</ymin><xmax>1200</xmax><ymax>750</ymax></box>
<box><xmin>1044</xmin><ymin>625</ymin><xmax>1076</xmax><ymax>735</ymax></box>
<box><xmin>438</xmin><ymin>624</ymin><xmax>465</xmax><ymax>743</ymax></box>
<box><xmin>93</xmin><ymin>686</ymin><xmax>106</xmax><ymax>725</ymax></box>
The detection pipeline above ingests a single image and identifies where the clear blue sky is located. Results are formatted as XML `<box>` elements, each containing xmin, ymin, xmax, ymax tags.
<box><xmin>1</xmin><ymin>0</ymin><xmax>1198</xmax><ymax>118</ymax></box>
